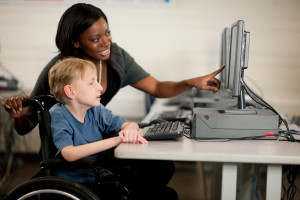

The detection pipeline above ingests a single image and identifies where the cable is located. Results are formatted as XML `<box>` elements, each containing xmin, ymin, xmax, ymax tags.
<box><xmin>281</xmin><ymin>165</ymin><xmax>300</xmax><ymax>200</ymax></box>
<box><xmin>241</xmin><ymin>77</ymin><xmax>298</xmax><ymax>142</ymax></box>
<box><xmin>244</xmin><ymin>74</ymin><xmax>264</xmax><ymax>98</ymax></box>
<box><xmin>191</xmin><ymin>134</ymin><xmax>278</xmax><ymax>142</ymax></box>
<box><xmin>250</xmin><ymin>170</ymin><xmax>259</xmax><ymax>200</ymax></box>
<box><xmin>241</xmin><ymin>77</ymin><xmax>300</xmax><ymax>199</ymax></box>
<box><xmin>180</xmin><ymin>122</ymin><xmax>192</xmax><ymax>139</ymax></box>
<box><xmin>279</xmin><ymin>130</ymin><xmax>300</xmax><ymax>135</ymax></box>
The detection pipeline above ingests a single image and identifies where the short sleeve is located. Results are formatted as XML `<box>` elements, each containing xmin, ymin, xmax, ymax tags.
<box><xmin>91</xmin><ymin>104</ymin><xmax>127</xmax><ymax>138</ymax></box>
<box><xmin>49</xmin><ymin>104</ymin><xmax>74</xmax><ymax>156</ymax></box>
<box><xmin>110</xmin><ymin>43</ymin><xmax>150</xmax><ymax>87</ymax></box>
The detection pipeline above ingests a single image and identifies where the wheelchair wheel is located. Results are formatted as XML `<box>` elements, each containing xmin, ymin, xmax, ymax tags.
<box><xmin>4</xmin><ymin>177</ymin><xmax>101</xmax><ymax>200</ymax></box>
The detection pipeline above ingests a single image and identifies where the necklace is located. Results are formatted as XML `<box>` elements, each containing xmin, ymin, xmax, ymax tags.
<box><xmin>99</xmin><ymin>60</ymin><xmax>102</xmax><ymax>84</ymax></box>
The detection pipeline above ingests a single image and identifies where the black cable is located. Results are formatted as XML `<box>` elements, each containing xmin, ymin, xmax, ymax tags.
<box><xmin>281</xmin><ymin>165</ymin><xmax>300</xmax><ymax>200</ymax></box>
<box><xmin>241</xmin><ymin>78</ymin><xmax>300</xmax><ymax>199</ymax></box>
<box><xmin>191</xmin><ymin>134</ymin><xmax>278</xmax><ymax>142</ymax></box>
<box><xmin>180</xmin><ymin>122</ymin><xmax>191</xmax><ymax>138</ymax></box>
<box><xmin>241</xmin><ymin>77</ymin><xmax>297</xmax><ymax>142</ymax></box>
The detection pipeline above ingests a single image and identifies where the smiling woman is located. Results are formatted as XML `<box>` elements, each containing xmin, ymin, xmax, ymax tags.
<box><xmin>1</xmin><ymin>3</ymin><xmax>223</xmax><ymax>136</ymax></box>
<box><xmin>1</xmin><ymin>3</ymin><xmax>225</xmax><ymax>199</ymax></box>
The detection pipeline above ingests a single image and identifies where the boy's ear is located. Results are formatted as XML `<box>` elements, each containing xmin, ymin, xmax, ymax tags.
<box><xmin>64</xmin><ymin>85</ymin><xmax>75</xmax><ymax>99</ymax></box>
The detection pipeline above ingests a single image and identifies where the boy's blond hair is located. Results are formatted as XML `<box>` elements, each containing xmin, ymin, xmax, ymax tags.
<box><xmin>48</xmin><ymin>57</ymin><xmax>96</xmax><ymax>102</ymax></box>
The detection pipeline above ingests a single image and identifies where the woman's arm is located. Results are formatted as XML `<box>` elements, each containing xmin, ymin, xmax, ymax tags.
<box><xmin>132</xmin><ymin>65</ymin><xmax>225</xmax><ymax>98</ymax></box>
<box><xmin>14</xmin><ymin>116</ymin><xmax>38</xmax><ymax>135</ymax></box>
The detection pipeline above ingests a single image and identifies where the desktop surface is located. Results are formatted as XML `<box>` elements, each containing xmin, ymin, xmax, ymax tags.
<box><xmin>116</xmin><ymin>98</ymin><xmax>299</xmax><ymax>164</ymax></box>
<box><xmin>115</xmin><ymin>136</ymin><xmax>300</xmax><ymax>165</ymax></box>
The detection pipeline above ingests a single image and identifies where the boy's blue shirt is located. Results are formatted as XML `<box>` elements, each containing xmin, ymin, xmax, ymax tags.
<box><xmin>49</xmin><ymin>103</ymin><xmax>127</xmax><ymax>182</ymax></box>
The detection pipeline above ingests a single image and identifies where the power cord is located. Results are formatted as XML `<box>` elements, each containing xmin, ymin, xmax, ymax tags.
<box><xmin>242</xmin><ymin>78</ymin><xmax>300</xmax><ymax>199</ymax></box>
<box><xmin>241</xmin><ymin>77</ymin><xmax>299</xmax><ymax>142</ymax></box>
<box><xmin>180</xmin><ymin>121</ymin><xmax>191</xmax><ymax>139</ymax></box>
<box><xmin>281</xmin><ymin>165</ymin><xmax>300</xmax><ymax>200</ymax></box>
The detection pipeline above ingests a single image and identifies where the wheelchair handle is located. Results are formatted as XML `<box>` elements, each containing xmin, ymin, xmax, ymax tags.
<box><xmin>4</xmin><ymin>99</ymin><xmax>31</xmax><ymax>111</ymax></box>
<box><xmin>4</xmin><ymin>95</ymin><xmax>55</xmax><ymax>111</ymax></box>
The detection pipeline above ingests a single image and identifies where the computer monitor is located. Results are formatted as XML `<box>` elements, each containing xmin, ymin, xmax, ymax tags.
<box><xmin>191</xmin><ymin>20</ymin><xmax>279</xmax><ymax>139</ymax></box>
<box><xmin>220</xmin><ymin>27</ymin><xmax>231</xmax><ymax>88</ymax></box>
<box><xmin>223</xmin><ymin>20</ymin><xmax>252</xmax><ymax>113</ymax></box>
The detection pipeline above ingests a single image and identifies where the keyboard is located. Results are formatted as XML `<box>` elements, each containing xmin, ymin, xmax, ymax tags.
<box><xmin>154</xmin><ymin>110</ymin><xmax>192</xmax><ymax>122</ymax></box>
<box><xmin>142</xmin><ymin>121</ymin><xmax>184</xmax><ymax>140</ymax></box>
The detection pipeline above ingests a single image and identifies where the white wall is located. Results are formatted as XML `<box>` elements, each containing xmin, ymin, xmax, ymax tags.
<box><xmin>1</xmin><ymin>0</ymin><xmax>300</xmax><ymax>120</ymax></box>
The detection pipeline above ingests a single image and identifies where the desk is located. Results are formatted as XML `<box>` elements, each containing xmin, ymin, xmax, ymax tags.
<box><xmin>115</xmin><ymin>99</ymin><xmax>300</xmax><ymax>200</ymax></box>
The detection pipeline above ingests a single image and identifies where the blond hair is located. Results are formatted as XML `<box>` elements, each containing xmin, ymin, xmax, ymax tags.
<box><xmin>48</xmin><ymin>57</ymin><xmax>96</xmax><ymax>102</ymax></box>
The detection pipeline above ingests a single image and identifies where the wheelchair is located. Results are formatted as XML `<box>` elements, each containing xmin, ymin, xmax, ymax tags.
<box><xmin>4</xmin><ymin>95</ymin><xmax>130</xmax><ymax>200</ymax></box>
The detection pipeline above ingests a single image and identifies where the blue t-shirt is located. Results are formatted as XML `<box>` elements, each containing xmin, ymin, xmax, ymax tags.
<box><xmin>49</xmin><ymin>103</ymin><xmax>127</xmax><ymax>182</ymax></box>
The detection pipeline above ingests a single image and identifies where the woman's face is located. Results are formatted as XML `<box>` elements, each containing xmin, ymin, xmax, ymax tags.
<box><xmin>74</xmin><ymin>17</ymin><xmax>112</xmax><ymax>61</ymax></box>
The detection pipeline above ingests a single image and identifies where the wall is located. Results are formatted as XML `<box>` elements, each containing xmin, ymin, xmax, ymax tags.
<box><xmin>1</xmin><ymin>0</ymin><xmax>300</xmax><ymax>121</ymax></box>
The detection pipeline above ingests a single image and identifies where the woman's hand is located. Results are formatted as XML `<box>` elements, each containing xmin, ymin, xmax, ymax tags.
<box><xmin>189</xmin><ymin>65</ymin><xmax>225</xmax><ymax>93</ymax></box>
<box><xmin>119</xmin><ymin>129</ymin><xmax>148</xmax><ymax>144</ymax></box>
<box><xmin>1</xmin><ymin>94</ymin><xmax>29</xmax><ymax>119</ymax></box>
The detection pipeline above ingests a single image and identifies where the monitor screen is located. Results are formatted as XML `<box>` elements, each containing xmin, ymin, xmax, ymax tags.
<box><xmin>226</xmin><ymin>20</ymin><xmax>251</xmax><ymax>111</ymax></box>
<box><xmin>228</xmin><ymin>20</ymin><xmax>246</xmax><ymax>97</ymax></box>
<box><xmin>220</xmin><ymin>27</ymin><xmax>231</xmax><ymax>88</ymax></box>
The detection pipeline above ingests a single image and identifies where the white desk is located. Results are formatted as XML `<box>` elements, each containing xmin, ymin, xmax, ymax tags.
<box><xmin>115</xmin><ymin>98</ymin><xmax>300</xmax><ymax>200</ymax></box>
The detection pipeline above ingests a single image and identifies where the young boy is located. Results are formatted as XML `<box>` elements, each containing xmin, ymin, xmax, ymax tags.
<box><xmin>48</xmin><ymin>57</ymin><xmax>148</xmax><ymax>184</ymax></box>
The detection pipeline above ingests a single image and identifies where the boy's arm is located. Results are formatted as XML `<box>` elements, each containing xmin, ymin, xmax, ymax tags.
<box><xmin>60</xmin><ymin>122</ymin><xmax>147</xmax><ymax>162</ymax></box>
<box><xmin>120</xmin><ymin>122</ymin><xmax>139</xmax><ymax>131</ymax></box>
<box><xmin>61</xmin><ymin>137</ymin><xmax>122</xmax><ymax>162</ymax></box>
<box><xmin>119</xmin><ymin>122</ymin><xmax>148</xmax><ymax>144</ymax></box>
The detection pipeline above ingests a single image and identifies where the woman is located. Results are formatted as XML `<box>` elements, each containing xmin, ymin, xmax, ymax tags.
<box><xmin>1</xmin><ymin>3</ymin><xmax>223</xmax><ymax>199</ymax></box>
<box><xmin>2</xmin><ymin>3</ymin><xmax>223</xmax><ymax>135</ymax></box>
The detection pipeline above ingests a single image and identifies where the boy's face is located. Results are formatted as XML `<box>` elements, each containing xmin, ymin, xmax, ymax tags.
<box><xmin>72</xmin><ymin>67</ymin><xmax>103</xmax><ymax>108</ymax></box>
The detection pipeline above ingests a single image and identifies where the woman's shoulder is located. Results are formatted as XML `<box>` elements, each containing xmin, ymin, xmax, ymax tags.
<box><xmin>111</xmin><ymin>42</ymin><xmax>122</xmax><ymax>52</ymax></box>
<box><xmin>45</xmin><ymin>54</ymin><xmax>61</xmax><ymax>70</ymax></box>
<box><xmin>111</xmin><ymin>43</ymin><xmax>131</xmax><ymax>59</ymax></box>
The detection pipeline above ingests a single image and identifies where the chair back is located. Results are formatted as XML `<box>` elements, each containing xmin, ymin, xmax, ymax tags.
<box><xmin>38</xmin><ymin>108</ymin><xmax>57</xmax><ymax>161</ymax></box>
<box><xmin>29</xmin><ymin>95</ymin><xmax>57</xmax><ymax>160</ymax></box>
<box><xmin>27</xmin><ymin>95</ymin><xmax>57</xmax><ymax>175</ymax></box>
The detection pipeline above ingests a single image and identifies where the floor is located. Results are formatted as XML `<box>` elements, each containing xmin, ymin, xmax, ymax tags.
<box><xmin>1</xmin><ymin>154</ymin><xmax>300</xmax><ymax>200</ymax></box>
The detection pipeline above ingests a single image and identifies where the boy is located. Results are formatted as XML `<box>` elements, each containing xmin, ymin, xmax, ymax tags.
<box><xmin>48</xmin><ymin>57</ymin><xmax>148</xmax><ymax>184</ymax></box>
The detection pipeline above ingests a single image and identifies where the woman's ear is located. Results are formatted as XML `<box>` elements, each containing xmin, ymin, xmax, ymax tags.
<box><xmin>64</xmin><ymin>85</ymin><xmax>76</xmax><ymax>99</ymax></box>
<box><xmin>73</xmin><ymin>41</ymin><xmax>80</xmax><ymax>48</ymax></box>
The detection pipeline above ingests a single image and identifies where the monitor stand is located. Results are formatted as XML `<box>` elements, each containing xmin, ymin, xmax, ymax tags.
<box><xmin>218</xmin><ymin>84</ymin><xmax>257</xmax><ymax>114</ymax></box>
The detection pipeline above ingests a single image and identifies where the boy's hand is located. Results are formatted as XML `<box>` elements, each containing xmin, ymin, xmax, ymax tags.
<box><xmin>119</xmin><ymin>129</ymin><xmax>148</xmax><ymax>144</ymax></box>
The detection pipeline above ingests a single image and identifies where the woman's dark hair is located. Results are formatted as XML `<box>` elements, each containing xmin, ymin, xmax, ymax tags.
<box><xmin>56</xmin><ymin>3</ymin><xmax>108</xmax><ymax>58</ymax></box>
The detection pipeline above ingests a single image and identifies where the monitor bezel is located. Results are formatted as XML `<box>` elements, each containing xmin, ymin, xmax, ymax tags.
<box><xmin>228</xmin><ymin>20</ymin><xmax>244</xmax><ymax>97</ymax></box>
<box><xmin>221</xmin><ymin>27</ymin><xmax>231</xmax><ymax>88</ymax></box>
